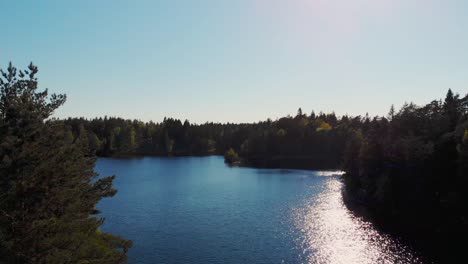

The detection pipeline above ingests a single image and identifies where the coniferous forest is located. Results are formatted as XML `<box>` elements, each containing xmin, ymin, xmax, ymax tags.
<box><xmin>62</xmin><ymin>108</ymin><xmax>350</xmax><ymax>170</ymax></box>
<box><xmin>342</xmin><ymin>89</ymin><xmax>468</xmax><ymax>257</ymax></box>
<box><xmin>0</xmin><ymin>63</ymin><xmax>132</xmax><ymax>263</ymax></box>
<box><xmin>1</xmin><ymin>62</ymin><xmax>468</xmax><ymax>263</ymax></box>
<box><xmin>64</xmin><ymin>86</ymin><xmax>468</xmax><ymax>253</ymax></box>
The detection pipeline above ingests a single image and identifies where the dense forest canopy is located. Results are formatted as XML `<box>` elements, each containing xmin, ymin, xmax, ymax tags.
<box><xmin>63</xmin><ymin>90</ymin><xmax>467</xmax><ymax>173</ymax></box>
<box><xmin>63</xmin><ymin>109</ymin><xmax>366</xmax><ymax>169</ymax></box>
<box><xmin>343</xmin><ymin>89</ymin><xmax>468</xmax><ymax>256</ymax></box>
<box><xmin>0</xmin><ymin>63</ymin><xmax>131</xmax><ymax>263</ymax></box>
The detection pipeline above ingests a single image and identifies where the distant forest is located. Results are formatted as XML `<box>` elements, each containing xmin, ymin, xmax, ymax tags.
<box><xmin>63</xmin><ymin>109</ymin><xmax>356</xmax><ymax>169</ymax></box>
<box><xmin>64</xmin><ymin>89</ymin><xmax>468</xmax><ymax>256</ymax></box>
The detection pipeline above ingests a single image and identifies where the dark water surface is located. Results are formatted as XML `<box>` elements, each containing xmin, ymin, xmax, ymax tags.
<box><xmin>97</xmin><ymin>156</ymin><xmax>422</xmax><ymax>264</ymax></box>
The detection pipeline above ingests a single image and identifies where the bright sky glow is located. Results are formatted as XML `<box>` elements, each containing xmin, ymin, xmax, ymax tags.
<box><xmin>1</xmin><ymin>0</ymin><xmax>467</xmax><ymax>123</ymax></box>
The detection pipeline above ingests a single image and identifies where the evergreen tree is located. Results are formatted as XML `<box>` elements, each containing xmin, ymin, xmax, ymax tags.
<box><xmin>444</xmin><ymin>88</ymin><xmax>459</xmax><ymax>128</ymax></box>
<box><xmin>388</xmin><ymin>104</ymin><xmax>395</xmax><ymax>120</ymax></box>
<box><xmin>0</xmin><ymin>63</ymin><xmax>131</xmax><ymax>263</ymax></box>
<box><xmin>310</xmin><ymin>111</ymin><xmax>316</xmax><ymax>120</ymax></box>
<box><xmin>296</xmin><ymin>107</ymin><xmax>303</xmax><ymax>118</ymax></box>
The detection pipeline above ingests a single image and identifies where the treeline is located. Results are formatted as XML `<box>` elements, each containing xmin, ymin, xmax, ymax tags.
<box><xmin>62</xmin><ymin>117</ymin><xmax>227</xmax><ymax>157</ymax></box>
<box><xmin>343</xmin><ymin>90</ymin><xmax>468</xmax><ymax>254</ymax></box>
<box><xmin>222</xmin><ymin>109</ymin><xmax>362</xmax><ymax>169</ymax></box>
<box><xmin>63</xmin><ymin>109</ymin><xmax>367</xmax><ymax>169</ymax></box>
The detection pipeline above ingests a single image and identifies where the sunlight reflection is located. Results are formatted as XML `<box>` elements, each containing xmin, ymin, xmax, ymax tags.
<box><xmin>293</xmin><ymin>179</ymin><xmax>421</xmax><ymax>264</ymax></box>
<box><xmin>316</xmin><ymin>171</ymin><xmax>345</xmax><ymax>177</ymax></box>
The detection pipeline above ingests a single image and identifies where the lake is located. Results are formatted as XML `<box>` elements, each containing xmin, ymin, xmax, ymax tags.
<box><xmin>96</xmin><ymin>156</ymin><xmax>422</xmax><ymax>264</ymax></box>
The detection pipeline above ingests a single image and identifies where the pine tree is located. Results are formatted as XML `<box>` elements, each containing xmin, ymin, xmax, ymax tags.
<box><xmin>388</xmin><ymin>104</ymin><xmax>395</xmax><ymax>120</ymax></box>
<box><xmin>296</xmin><ymin>107</ymin><xmax>303</xmax><ymax>118</ymax></box>
<box><xmin>310</xmin><ymin>110</ymin><xmax>316</xmax><ymax>120</ymax></box>
<box><xmin>444</xmin><ymin>88</ymin><xmax>459</xmax><ymax>128</ymax></box>
<box><xmin>0</xmin><ymin>62</ymin><xmax>131</xmax><ymax>263</ymax></box>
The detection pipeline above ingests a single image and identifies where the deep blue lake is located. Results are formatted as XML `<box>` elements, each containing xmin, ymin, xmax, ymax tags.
<box><xmin>96</xmin><ymin>156</ymin><xmax>422</xmax><ymax>264</ymax></box>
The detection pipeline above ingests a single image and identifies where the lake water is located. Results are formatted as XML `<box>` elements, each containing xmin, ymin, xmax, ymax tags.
<box><xmin>96</xmin><ymin>156</ymin><xmax>423</xmax><ymax>264</ymax></box>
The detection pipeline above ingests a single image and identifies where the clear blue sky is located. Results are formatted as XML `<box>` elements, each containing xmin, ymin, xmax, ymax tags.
<box><xmin>1</xmin><ymin>0</ymin><xmax>467</xmax><ymax>123</ymax></box>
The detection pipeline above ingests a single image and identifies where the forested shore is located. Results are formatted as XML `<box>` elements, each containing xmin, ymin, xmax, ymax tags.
<box><xmin>63</xmin><ymin>89</ymin><xmax>468</xmax><ymax>261</ymax></box>
<box><xmin>2</xmin><ymin>61</ymin><xmax>467</xmax><ymax>263</ymax></box>
<box><xmin>62</xmin><ymin>109</ymin><xmax>355</xmax><ymax>169</ymax></box>
<box><xmin>342</xmin><ymin>90</ymin><xmax>468</xmax><ymax>261</ymax></box>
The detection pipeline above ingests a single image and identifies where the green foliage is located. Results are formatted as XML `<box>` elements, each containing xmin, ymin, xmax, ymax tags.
<box><xmin>316</xmin><ymin>121</ymin><xmax>332</xmax><ymax>132</ymax></box>
<box><xmin>0</xmin><ymin>63</ymin><xmax>131</xmax><ymax>263</ymax></box>
<box><xmin>63</xmin><ymin>117</ymin><xmax>228</xmax><ymax>157</ymax></box>
<box><xmin>64</xmin><ymin>110</ymin><xmax>350</xmax><ymax>170</ymax></box>
<box><xmin>228</xmin><ymin>112</ymin><xmax>348</xmax><ymax>169</ymax></box>
<box><xmin>343</xmin><ymin>89</ymin><xmax>468</xmax><ymax>237</ymax></box>
<box><xmin>224</xmin><ymin>148</ymin><xmax>240</xmax><ymax>164</ymax></box>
